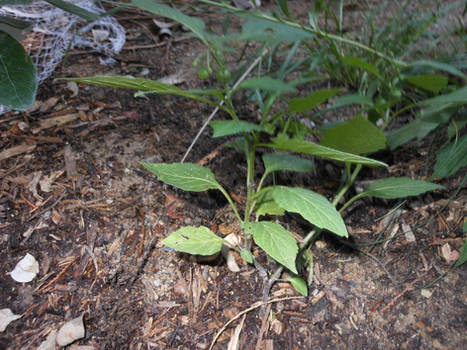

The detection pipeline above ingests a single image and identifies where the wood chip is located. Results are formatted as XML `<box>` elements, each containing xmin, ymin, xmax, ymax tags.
<box><xmin>0</xmin><ymin>143</ymin><xmax>36</xmax><ymax>161</ymax></box>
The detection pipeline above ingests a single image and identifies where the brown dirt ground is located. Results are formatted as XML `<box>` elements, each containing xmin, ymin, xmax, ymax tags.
<box><xmin>1</xmin><ymin>1</ymin><xmax>466</xmax><ymax>349</ymax></box>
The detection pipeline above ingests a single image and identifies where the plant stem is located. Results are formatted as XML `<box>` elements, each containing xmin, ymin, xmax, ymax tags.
<box><xmin>332</xmin><ymin>163</ymin><xmax>362</xmax><ymax>207</ymax></box>
<box><xmin>181</xmin><ymin>47</ymin><xmax>269</xmax><ymax>162</ymax></box>
<box><xmin>217</xmin><ymin>186</ymin><xmax>242</xmax><ymax>223</ymax></box>
<box><xmin>196</xmin><ymin>0</ymin><xmax>407</xmax><ymax>67</ymax></box>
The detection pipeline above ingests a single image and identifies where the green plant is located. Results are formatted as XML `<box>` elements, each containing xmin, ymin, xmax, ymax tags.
<box><xmin>62</xmin><ymin>0</ymin><xmax>451</xmax><ymax>295</ymax></box>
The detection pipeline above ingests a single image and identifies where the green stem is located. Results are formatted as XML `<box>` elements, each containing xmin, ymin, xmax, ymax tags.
<box><xmin>217</xmin><ymin>186</ymin><xmax>242</xmax><ymax>223</ymax></box>
<box><xmin>196</xmin><ymin>0</ymin><xmax>407</xmax><ymax>67</ymax></box>
<box><xmin>332</xmin><ymin>163</ymin><xmax>362</xmax><ymax>207</ymax></box>
<box><xmin>243</xmin><ymin>139</ymin><xmax>257</xmax><ymax>224</ymax></box>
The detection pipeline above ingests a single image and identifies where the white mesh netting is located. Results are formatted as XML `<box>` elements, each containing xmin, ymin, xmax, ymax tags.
<box><xmin>0</xmin><ymin>0</ymin><xmax>125</xmax><ymax>115</ymax></box>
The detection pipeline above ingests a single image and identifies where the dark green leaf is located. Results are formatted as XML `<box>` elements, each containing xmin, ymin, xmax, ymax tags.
<box><xmin>262</xmin><ymin>153</ymin><xmax>314</xmax><ymax>175</ymax></box>
<box><xmin>210</xmin><ymin>120</ymin><xmax>264</xmax><ymax>138</ymax></box>
<box><xmin>405</xmin><ymin>74</ymin><xmax>449</xmax><ymax>95</ymax></box>
<box><xmin>359</xmin><ymin>177</ymin><xmax>444</xmax><ymax>199</ymax></box>
<box><xmin>238</xmin><ymin>77</ymin><xmax>296</xmax><ymax>93</ymax></box>
<box><xmin>418</xmin><ymin>86</ymin><xmax>467</xmax><ymax>106</ymax></box>
<box><xmin>321</xmin><ymin>115</ymin><xmax>386</xmax><ymax>155</ymax></box>
<box><xmin>410</xmin><ymin>60</ymin><xmax>467</xmax><ymax>80</ymax></box>
<box><xmin>341</xmin><ymin>56</ymin><xmax>382</xmax><ymax>79</ymax></box>
<box><xmin>0</xmin><ymin>32</ymin><xmax>37</xmax><ymax>110</ymax></box>
<box><xmin>432</xmin><ymin>135</ymin><xmax>467</xmax><ymax>178</ymax></box>
<box><xmin>162</xmin><ymin>226</ymin><xmax>223</xmax><ymax>255</ymax></box>
<box><xmin>140</xmin><ymin>162</ymin><xmax>222</xmax><ymax>192</ymax></box>
<box><xmin>289</xmin><ymin>88</ymin><xmax>341</xmax><ymax>113</ymax></box>
<box><xmin>244</xmin><ymin>221</ymin><xmax>298</xmax><ymax>273</ymax></box>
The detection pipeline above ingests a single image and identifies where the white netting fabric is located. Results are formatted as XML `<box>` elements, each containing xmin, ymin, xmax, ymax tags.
<box><xmin>0</xmin><ymin>0</ymin><xmax>125</xmax><ymax>115</ymax></box>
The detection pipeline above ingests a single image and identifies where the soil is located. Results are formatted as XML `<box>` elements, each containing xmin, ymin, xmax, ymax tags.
<box><xmin>1</xmin><ymin>1</ymin><xmax>466</xmax><ymax>349</ymax></box>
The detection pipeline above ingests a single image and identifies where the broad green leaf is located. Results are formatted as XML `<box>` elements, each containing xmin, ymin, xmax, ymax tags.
<box><xmin>262</xmin><ymin>153</ymin><xmax>314</xmax><ymax>175</ymax></box>
<box><xmin>287</xmin><ymin>276</ymin><xmax>308</xmax><ymax>296</ymax></box>
<box><xmin>321</xmin><ymin>115</ymin><xmax>386</xmax><ymax>155</ymax></box>
<box><xmin>0</xmin><ymin>32</ymin><xmax>37</xmax><ymax>110</ymax></box>
<box><xmin>162</xmin><ymin>226</ymin><xmax>223</xmax><ymax>255</ymax></box>
<box><xmin>432</xmin><ymin>135</ymin><xmax>467</xmax><ymax>179</ymax></box>
<box><xmin>240</xmin><ymin>249</ymin><xmax>253</xmax><ymax>264</ymax></box>
<box><xmin>358</xmin><ymin>177</ymin><xmax>444</xmax><ymax>199</ymax></box>
<box><xmin>410</xmin><ymin>60</ymin><xmax>467</xmax><ymax>80</ymax></box>
<box><xmin>455</xmin><ymin>222</ymin><xmax>467</xmax><ymax>267</ymax></box>
<box><xmin>341</xmin><ymin>56</ymin><xmax>382</xmax><ymax>79</ymax></box>
<box><xmin>45</xmin><ymin>0</ymin><xmax>100</xmax><ymax>21</ymax></box>
<box><xmin>418</xmin><ymin>85</ymin><xmax>467</xmax><ymax>106</ymax></box>
<box><xmin>332</xmin><ymin>93</ymin><xmax>373</xmax><ymax>107</ymax></box>
<box><xmin>140</xmin><ymin>162</ymin><xmax>222</xmax><ymax>192</ymax></box>
<box><xmin>131</xmin><ymin>0</ymin><xmax>208</xmax><ymax>45</ymax></box>
<box><xmin>244</xmin><ymin>221</ymin><xmax>298</xmax><ymax>273</ymax></box>
<box><xmin>271</xmin><ymin>186</ymin><xmax>348</xmax><ymax>237</ymax></box>
<box><xmin>210</xmin><ymin>120</ymin><xmax>264</xmax><ymax>138</ymax></box>
<box><xmin>405</xmin><ymin>74</ymin><xmax>449</xmax><ymax>95</ymax></box>
<box><xmin>385</xmin><ymin>105</ymin><xmax>456</xmax><ymax>150</ymax></box>
<box><xmin>59</xmin><ymin>76</ymin><xmax>216</xmax><ymax>106</ymax></box>
<box><xmin>238</xmin><ymin>77</ymin><xmax>296</xmax><ymax>93</ymax></box>
<box><xmin>254</xmin><ymin>189</ymin><xmax>285</xmax><ymax>217</ymax></box>
<box><xmin>289</xmin><ymin>88</ymin><xmax>341</xmax><ymax>113</ymax></box>
<box><xmin>271</xmin><ymin>135</ymin><xmax>387</xmax><ymax>167</ymax></box>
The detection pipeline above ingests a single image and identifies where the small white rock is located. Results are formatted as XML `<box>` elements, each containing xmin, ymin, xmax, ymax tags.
<box><xmin>420</xmin><ymin>289</ymin><xmax>432</xmax><ymax>298</ymax></box>
<box><xmin>56</xmin><ymin>314</ymin><xmax>85</xmax><ymax>346</ymax></box>
<box><xmin>10</xmin><ymin>253</ymin><xmax>39</xmax><ymax>283</ymax></box>
<box><xmin>0</xmin><ymin>308</ymin><xmax>22</xmax><ymax>332</ymax></box>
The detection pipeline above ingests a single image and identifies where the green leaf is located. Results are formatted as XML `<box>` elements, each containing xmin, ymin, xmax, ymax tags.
<box><xmin>332</xmin><ymin>93</ymin><xmax>373</xmax><ymax>107</ymax></box>
<box><xmin>262</xmin><ymin>153</ymin><xmax>314</xmax><ymax>175</ymax></box>
<box><xmin>271</xmin><ymin>135</ymin><xmax>387</xmax><ymax>167</ymax></box>
<box><xmin>0</xmin><ymin>32</ymin><xmax>37</xmax><ymax>110</ymax></box>
<box><xmin>287</xmin><ymin>276</ymin><xmax>308</xmax><ymax>296</ymax></box>
<box><xmin>410</xmin><ymin>60</ymin><xmax>467</xmax><ymax>80</ymax></box>
<box><xmin>321</xmin><ymin>115</ymin><xmax>386</xmax><ymax>155</ymax></box>
<box><xmin>432</xmin><ymin>135</ymin><xmax>467</xmax><ymax>179</ymax></box>
<box><xmin>59</xmin><ymin>76</ymin><xmax>217</xmax><ymax>106</ymax></box>
<box><xmin>271</xmin><ymin>186</ymin><xmax>348</xmax><ymax>237</ymax></box>
<box><xmin>341</xmin><ymin>56</ymin><xmax>382</xmax><ymax>80</ymax></box>
<box><xmin>238</xmin><ymin>77</ymin><xmax>296</xmax><ymax>93</ymax></box>
<box><xmin>254</xmin><ymin>189</ymin><xmax>285</xmax><ymax>217</ymax></box>
<box><xmin>239</xmin><ymin>15</ymin><xmax>313</xmax><ymax>44</ymax></box>
<box><xmin>418</xmin><ymin>85</ymin><xmax>467</xmax><ymax>106</ymax></box>
<box><xmin>131</xmin><ymin>0</ymin><xmax>208</xmax><ymax>45</ymax></box>
<box><xmin>210</xmin><ymin>120</ymin><xmax>264</xmax><ymax>138</ymax></box>
<box><xmin>162</xmin><ymin>226</ymin><xmax>224</xmax><ymax>255</ymax></box>
<box><xmin>240</xmin><ymin>249</ymin><xmax>253</xmax><ymax>264</ymax></box>
<box><xmin>140</xmin><ymin>162</ymin><xmax>222</xmax><ymax>192</ymax></box>
<box><xmin>385</xmin><ymin>105</ymin><xmax>456</xmax><ymax>150</ymax></box>
<box><xmin>359</xmin><ymin>178</ymin><xmax>444</xmax><ymax>199</ymax></box>
<box><xmin>405</xmin><ymin>74</ymin><xmax>449</xmax><ymax>95</ymax></box>
<box><xmin>289</xmin><ymin>88</ymin><xmax>341</xmax><ymax>113</ymax></box>
<box><xmin>244</xmin><ymin>221</ymin><xmax>298</xmax><ymax>273</ymax></box>
<box><xmin>44</xmin><ymin>0</ymin><xmax>100</xmax><ymax>21</ymax></box>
